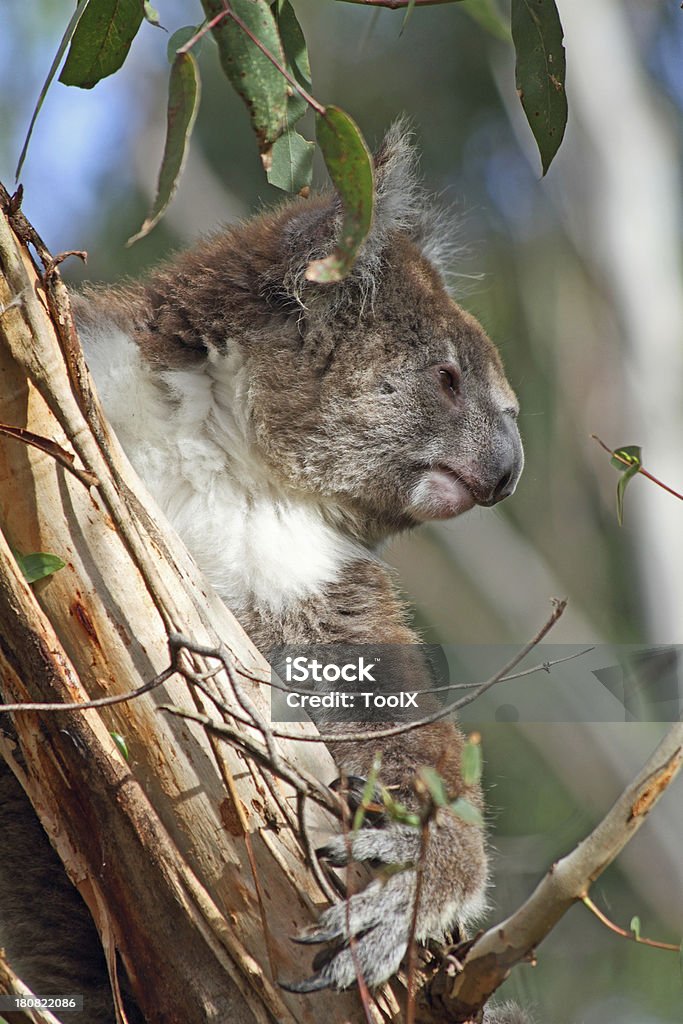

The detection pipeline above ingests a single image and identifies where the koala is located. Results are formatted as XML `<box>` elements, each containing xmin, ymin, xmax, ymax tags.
<box><xmin>0</xmin><ymin>124</ymin><xmax>526</xmax><ymax>1021</ymax></box>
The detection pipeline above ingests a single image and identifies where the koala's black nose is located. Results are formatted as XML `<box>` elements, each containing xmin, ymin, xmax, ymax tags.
<box><xmin>491</xmin><ymin>466</ymin><xmax>516</xmax><ymax>503</ymax></box>
<box><xmin>475</xmin><ymin>420</ymin><xmax>524</xmax><ymax>506</ymax></box>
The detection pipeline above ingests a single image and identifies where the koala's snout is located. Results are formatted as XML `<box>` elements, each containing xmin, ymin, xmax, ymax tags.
<box><xmin>471</xmin><ymin>416</ymin><xmax>524</xmax><ymax>507</ymax></box>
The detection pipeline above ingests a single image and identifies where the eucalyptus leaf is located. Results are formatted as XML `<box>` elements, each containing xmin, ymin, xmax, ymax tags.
<box><xmin>511</xmin><ymin>0</ymin><xmax>567</xmax><ymax>175</ymax></box>
<box><xmin>12</xmin><ymin>549</ymin><xmax>66</xmax><ymax>585</ymax></box>
<box><xmin>610</xmin><ymin>445</ymin><xmax>642</xmax><ymax>472</ymax></box>
<box><xmin>273</xmin><ymin>0</ymin><xmax>312</xmax><ymax>126</ymax></box>
<box><xmin>59</xmin><ymin>0</ymin><xmax>145</xmax><ymax>89</ymax></box>
<box><xmin>611</xmin><ymin>445</ymin><xmax>642</xmax><ymax>527</ymax></box>
<box><xmin>201</xmin><ymin>0</ymin><xmax>288</xmax><ymax>168</ymax></box>
<box><xmin>127</xmin><ymin>52</ymin><xmax>201</xmax><ymax>246</ymax></box>
<box><xmin>462</xmin><ymin>734</ymin><xmax>483</xmax><ymax>786</ymax></box>
<box><xmin>450</xmin><ymin>796</ymin><xmax>484</xmax><ymax>827</ymax></box>
<box><xmin>306</xmin><ymin>107</ymin><xmax>374</xmax><ymax>283</ymax></box>
<box><xmin>418</xmin><ymin>766</ymin><xmax>449</xmax><ymax>807</ymax></box>
<box><xmin>400</xmin><ymin>0</ymin><xmax>418</xmax><ymax>35</ymax></box>
<box><xmin>267</xmin><ymin>130</ymin><xmax>314</xmax><ymax>194</ymax></box>
<box><xmin>111</xmin><ymin>731</ymin><xmax>130</xmax><ymax>761</ymax></box>
<box><xmin>143</xmin><ymin>2</ymin><xmax>164</xmax><ymax>29</ymax></box>
<box><xmin>352</xmin><ymin>754</ymin><xmax>382</xmax><ymax>832</ymax></box>
<box><xmin>167</xmin><ymin>26</ymin><xmax>202</xmax><ymax>63</ymax></box>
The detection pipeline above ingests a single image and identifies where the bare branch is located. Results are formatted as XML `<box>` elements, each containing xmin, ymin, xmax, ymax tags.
<box><xmin>422</xmin><ymin>721</ymin><xmax>683</xmax><ymax>1022</ymax></box>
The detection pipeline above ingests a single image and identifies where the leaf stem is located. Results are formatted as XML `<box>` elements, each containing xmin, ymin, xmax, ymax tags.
<box><xmin>581</xmin><ymin>895</ymin><xmax>680</xmax><ymax>953</ymax></box>
<box><xmin>591</xmin><ymin>435</ymin><xmax>683</xmax><ymax>502</ymax></box>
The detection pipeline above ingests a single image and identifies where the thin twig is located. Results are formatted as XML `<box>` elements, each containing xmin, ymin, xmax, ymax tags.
<box><xmin>0</xmin><ymin>666</ymin><xmax>175</xmax><ymax>713</ymax></box>
<box><xmin>0</xmin><ymin>422</ymin><xmax>99</xmax><ymax>489</ymax></box>
<box><xmin>581</xmin><ymin>895</ymin><xmax>680</xmax><ymax>953</ymax></box>
<box><xmin>592</xmin><ymin>434</ymin><xmax>683</xmax><ymax>502</ymax></box>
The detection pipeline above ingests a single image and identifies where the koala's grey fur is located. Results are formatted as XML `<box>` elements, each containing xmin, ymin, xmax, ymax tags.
<box><xmin>0</xmin><ymin>122</ymin><xmax>530</xmax><ymax>1021</ymax></box>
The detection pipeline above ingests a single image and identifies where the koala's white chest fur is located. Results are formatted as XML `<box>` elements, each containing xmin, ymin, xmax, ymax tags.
<box><xmin>80</xmin><ymin>317</ymin><xmax>362</xmax><ymax>615</ymax></box>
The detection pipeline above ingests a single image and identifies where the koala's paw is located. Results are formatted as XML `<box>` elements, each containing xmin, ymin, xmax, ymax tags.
<box><xmin>284</xmin><ymin>871</ymin><xmax>416</xmax><ymax>991</ymax></box>
<box><xmin>317</xmin><ymin>821</ymin><xmax>421</xmax><ymax>868</ymax></box>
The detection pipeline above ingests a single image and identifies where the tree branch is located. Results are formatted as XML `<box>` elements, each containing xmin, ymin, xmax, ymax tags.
<box><xmin>421</xmin><ymin>721</ymin><xmax>683</xmax><ymax>1022</ymax></box>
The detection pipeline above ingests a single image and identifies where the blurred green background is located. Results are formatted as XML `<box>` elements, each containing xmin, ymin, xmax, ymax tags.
<box><xmin>1</xmin><ymin>2</ymin><xmax>682</xmax><ymax>1020</ymax></box>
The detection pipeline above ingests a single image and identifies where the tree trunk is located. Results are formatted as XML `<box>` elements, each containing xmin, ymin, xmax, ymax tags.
<box><xmin>0</xmin><ymin>198</ymin><xmax>381</xmax><ymax>1023</ymax></box>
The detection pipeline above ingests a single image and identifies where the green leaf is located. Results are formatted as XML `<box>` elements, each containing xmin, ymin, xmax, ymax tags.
<box><xmin>400</xmin><ymin>0</ymin><xmax>418</xmax><ymax>35</ymax></box>
<box><xmin>273</xmin><ymin>0</ymin><xmax>311</xmax><ymax>126</ymax></box>
<box><xmin>460</xmin><ymin>0</ymin><xmax>511</xmax><ymax>42</ymax></box>
<box><xmin>126</xmin><ymin>51</ymin><xmax>201</xmax><ymax>246</ymax></box>
<box><xmin>59</xmin><ymin>0</ymin><xmax>145</xmax><ymax>89</ymax></box>
<box><xmin>16</xmin><ymin>0</ymin><xmax>91</xmax><ymax>178</ymax></box>
<box><xmin>611</xmin><ymin>445</ymin><xmax>642</xmax><ymax>527</ymax></box>
<box><xmin>167</xmin><ymin>25</ymin><xmax>202</xmax><ymax>63</ymax></box>
<box><xmin>630</xmin><ymin>915</ymin><xmax>641</xmax><ymax>940</ymax></box>
<box><xmin>12</xmin><ymin>549</ymin><xmax>66</xmax><ymax>585</ymax></box>
<box><xmin>143</xmin><ymin>2</ymin><xmax>164</xmax><ymax>29</ymax></box>
<box><xmin>462</xmin><ymin>734</ymin><xmax>483</xmax><ymax>786</ymax></box>
<box><xmin>511</xmin><ymin>0</ymin><xmax>567</xmax><ymax>175</ymax></box>
<box><xmin>268</xmin><ymin>0</ymin><xmax>314</xmax><ymax>194</ymax></box>
<box><xmin>267</xmin><ymin>130</ymin><xmax>314</xmax><ymax>194</ymax></box>
<box><xmin>616</xmin><ymin>463</ymin><xmax>640</xmax><ymax>528</ymax></box>
<box><xmin>111</xmin><ymin>731</ymin><xmax>130</xmax><ymax>761</ymax></box>
<box><xmin>306</xmin><ymin>107</ymin><xmax>374</xmax><ymax>283</ymax></box>
<box><xmin>201</xmin><ymin>0</ymin><xmax>288</xmax><ymax>167</ymax></box>
<box><xmin>418</xmin><ymin>766</ymin><xmax>449</xmax><ymax>807</ymax></box>
<box><xmin>352</xmin><ymin>754</ymin><xmax>382</xmax><ymax>832</ymax></box>
<box><xmin>610</xmin><ymin>444</ymin><xmax>642</xmax><ymax>472</ymax></box>
<box><xmin>450</xmin><ymin>796</ymin><xmax>484</xmax><ymax>827</ymax></box>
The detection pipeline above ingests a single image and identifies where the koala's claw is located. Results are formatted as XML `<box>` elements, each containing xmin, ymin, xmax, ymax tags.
<box><xmin>288</xmin><ymin>874</ymin><xmax>417</xmax><ymax>990</ymax></box>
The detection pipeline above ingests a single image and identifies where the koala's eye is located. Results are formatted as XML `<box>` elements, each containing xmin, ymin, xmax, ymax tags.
<box><xmin>437</xmin><ymin>363</ymin><xmax>461</xmax><ymax>398</ymax></box>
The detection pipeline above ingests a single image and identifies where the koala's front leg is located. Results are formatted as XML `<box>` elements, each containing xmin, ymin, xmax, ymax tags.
<box><xmin>287</xmin><ymin>784</ymin><xmax>488</xmax><ymax>991</ymax></box>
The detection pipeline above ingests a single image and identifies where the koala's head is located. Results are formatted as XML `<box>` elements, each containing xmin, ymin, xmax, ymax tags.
<box><xmin>144</xmin><ymin>123</ymin><xmax>523</xmax><ymax>543</ymax></box>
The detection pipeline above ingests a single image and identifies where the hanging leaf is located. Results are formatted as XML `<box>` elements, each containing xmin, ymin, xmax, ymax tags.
<box><xmin>268</xmin><ymin>0</ymin><xmax>314</xmax><ymax>193</ymax></box>
<box><xmin>267</xmin><ymin>130</ymin><xmax>314</xmax><ymax>195</ymax></box>
<box><xmin>400</xmin><ymin>0</ymin><xmax>418</xmax><ymax>35</ymax></box>
<box><xmin>111</xmin><ymin>731</ymin><xmax>130</xmax><ymax>761</ymax></box>
<box><xmin>462</xmin><ymin>733</ymin><xmax>483</xmax><ymax>786</ymax></box>
<box><xmin>306</xmin><ymin>107</ymin><xmax>374</xmax><ymax>283</ymax></box>
<box><xmin>417</xmin><ymin>766</ymin><xmax>449</xmax><ymax>807</ymax></box>
<box><xmin>511</xmin><ymin>0</ymin><xmax>567</xmax><ymax>175</ymax></box>
<box><xmin>59</xmin><ymin>0</ymin><xmax>145</xmax><ymax>89</ymax></box>
<box><xmin>352</xmin><ymin>754</ymin><xmax>382</xmax><ymax>832</ymax></box>
<box><xmin>450</xmin><ymin>796</ymin><xmax>484</xmax><ymax>827</ymax></box>
<box><xmin>16</xmin><ymin>0</ymin><xmax>91</xmax><ymax>179</ymax></box>
<box><xmin>201</xmin><ymin>0</ymin><xmax>288</xmax><ymax>170</ymax></box>
<box><xmin>143</xmin><ymin>2</ymin><xmax>164</xmax><ymax>30</ymax></box>
<box><xmin>12</xmin><ymin>548</ymin><xmax>66</xmax><ymax>586</ymax></box>
<box><xmin>167</xmin><ymin>25</ymin><xmax>203</xmax><ymax>63</ymax></box>
<box><xmin>272</xmin><ymin>0</ymin><xmax>311</xmax><ymax>125</ymax></box>
<box><xmin>127</xmin><ymin>52</ymin><xmax>201</xmax><ymax>246</ymax></box>
<box><xmin>611</xmin><ymin>445</ymin><xmax>642</xmax><ymax>527</ymax></box>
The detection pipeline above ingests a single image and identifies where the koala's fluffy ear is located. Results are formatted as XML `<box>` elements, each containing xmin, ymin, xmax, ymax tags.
<box><xmin>279</xmin><ymin>118</ymin><xmax>448</xmax><ymax>309</ymax></box>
